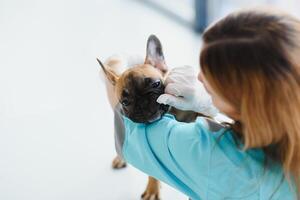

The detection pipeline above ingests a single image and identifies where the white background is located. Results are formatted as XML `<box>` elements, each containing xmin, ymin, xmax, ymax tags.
<box><xmin>0</xmin><ymin>0</ymin><xmax>299</xmax><ymax>200</ymax></box>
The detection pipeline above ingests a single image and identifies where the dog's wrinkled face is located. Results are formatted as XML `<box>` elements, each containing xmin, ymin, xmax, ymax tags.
<box><xmin>99</xmin><ymin>35</ymin><xmax>170</xmax><ymax>123</ymax></box>
<box><xmin>116</xmin><ymin>64</ymin><xmax>169</xmax><ymax>123</ymax></box>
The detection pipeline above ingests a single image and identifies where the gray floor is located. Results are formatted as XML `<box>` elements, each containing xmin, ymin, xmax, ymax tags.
<box><xmin>1</xmin><ymin>0</ymin><xmax>299</xmax><ymax>200</ymax></box>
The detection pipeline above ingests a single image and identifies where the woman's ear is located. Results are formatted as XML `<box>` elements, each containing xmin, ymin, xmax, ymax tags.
<box><xmin>97</xmin><ymin>58</ymin><xmax>118</xmax><ymax>85</ymax></box>
<box><xmin>145</xmin><ymin>35</ymin><xmax>168</xmax><ymax>73</ymax></box>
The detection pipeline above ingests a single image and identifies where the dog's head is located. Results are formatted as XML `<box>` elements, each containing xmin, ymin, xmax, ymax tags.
<box><xmin>99</xmin><ymin>35</ymin><xmax>170</xmax><ymax>123</ymax></box>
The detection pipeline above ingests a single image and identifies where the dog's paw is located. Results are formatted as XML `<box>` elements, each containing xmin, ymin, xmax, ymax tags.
<box><xmin>141</xmin><ymin>190</ymin><xmax>160</xmax><ymax>200</ymax></box>
<box><xmin>112</xmin><ymin>155</ymin><xmax>126</xmax><ymax>169</ymax></box>
<box><xmin>142</xmin><ymin>177</ymin><xmax>161</xmax><ymax>200</ymax></box>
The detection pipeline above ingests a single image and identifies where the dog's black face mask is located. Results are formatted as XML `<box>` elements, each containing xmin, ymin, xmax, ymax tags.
<box><xmin>97</xmin><ymin>35</ymin><xmax>170</xmax><ymax>123</ymax></box>
<box><xmin>120</xmin><ymin>35</ymin><xmax>169</xmax><ymax>123</ymax></box>
<box><xmin>120</xmin><ymin>74</ymin><xmax>169</xmax><ymax>123</ymax></box>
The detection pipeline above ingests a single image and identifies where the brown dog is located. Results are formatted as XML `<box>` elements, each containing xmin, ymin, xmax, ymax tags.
<box><xmin>98</xmin><ymin>35</ymin><xmax>200</xmax><ymax>200</ymax></box>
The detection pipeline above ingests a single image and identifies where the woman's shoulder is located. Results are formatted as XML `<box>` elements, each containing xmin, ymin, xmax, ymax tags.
<box><xmin>196</xmin><ymin>116</ymin><xmax>229</xmax><ymax>134</ymax></box>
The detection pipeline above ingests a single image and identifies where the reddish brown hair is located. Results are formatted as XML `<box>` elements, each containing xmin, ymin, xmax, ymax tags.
<box><xmin>200</xmin><ymin>9</ymin><xmax>300</xmax><ymax>196</ymax></box>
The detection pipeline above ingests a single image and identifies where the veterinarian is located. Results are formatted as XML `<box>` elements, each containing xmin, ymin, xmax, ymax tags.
<box><xmin>112</xmin><ymin>9</ymin><xmax>300</xmax><ymax>199</ymax></box>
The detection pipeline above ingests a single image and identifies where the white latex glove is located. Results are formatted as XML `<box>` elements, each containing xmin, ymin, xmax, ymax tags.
<box><xmin>157</xmin><ymin>65</ymin><xmax>219</xmax><ymax>117</ymax></box>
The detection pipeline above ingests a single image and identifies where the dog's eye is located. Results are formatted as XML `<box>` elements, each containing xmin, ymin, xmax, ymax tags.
<box><xmin>152</xmin><ymin>80</ymin><xmax>161</xmax><ymax>88</ymax></box>
<box><xmin>121</xmin><ymin>99</ymin><xmax>130</xmax><ymax>106</ymax></box>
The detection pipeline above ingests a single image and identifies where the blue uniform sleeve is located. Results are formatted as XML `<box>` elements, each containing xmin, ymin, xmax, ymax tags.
<box><xmin>122</xmin><ymin>114</ymin><xmax>216</xmax><ymax>199</ymax></box>
<box><xmin>118</xmin><ymin>113</ymin><xmax>297</xmax><ymax>200</ymax></box>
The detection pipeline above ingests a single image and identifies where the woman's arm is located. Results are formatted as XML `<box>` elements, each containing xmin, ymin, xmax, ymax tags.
<box><xmin>113</xmin><ymin>105</ymin><xmax>225</xmax><ymax>199</ymax></box>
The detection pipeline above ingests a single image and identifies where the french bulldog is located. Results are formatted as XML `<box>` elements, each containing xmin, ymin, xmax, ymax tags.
<box><xmin>98</xmin><ymin>35</ymin><xmax>201</xmax><ymax>200</ymax></box>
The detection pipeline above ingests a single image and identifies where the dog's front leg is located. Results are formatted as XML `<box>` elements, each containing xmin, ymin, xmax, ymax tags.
<box><xmin>141</xmin><ymin>176</ymin><xmax>161</xmax><ymax>200</ymax></box>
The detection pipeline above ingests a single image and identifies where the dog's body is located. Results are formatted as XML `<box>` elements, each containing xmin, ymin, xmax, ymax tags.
<box><xmin>99</xmin><ymin>35</ymin><xmax>201</xmax><ymax>200</ymax></box>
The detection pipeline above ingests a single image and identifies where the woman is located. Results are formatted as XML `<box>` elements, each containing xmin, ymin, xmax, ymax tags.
<box><xmin>113</xmin><ymin>9</ymin><xmax>300</xmax><ymax>199</ymax></box>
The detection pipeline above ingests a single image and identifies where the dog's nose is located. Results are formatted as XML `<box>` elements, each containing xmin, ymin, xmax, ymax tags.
<box><xmin>144</xmin><ymin>77</ymin><xmax>162</xmax><ymax>89</ymax></box>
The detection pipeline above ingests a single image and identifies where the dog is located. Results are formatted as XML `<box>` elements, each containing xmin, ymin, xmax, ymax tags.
<box><xmin>98</xmin><ymin>35</ymin><xmax>201</xmax><ymax>200</ymax></box>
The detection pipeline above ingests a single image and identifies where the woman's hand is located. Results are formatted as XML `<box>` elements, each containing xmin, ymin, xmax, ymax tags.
<box><xmin>157</xmin><ymin>66</ymin><xmax>219</xmax><ymax>117</ymax></box>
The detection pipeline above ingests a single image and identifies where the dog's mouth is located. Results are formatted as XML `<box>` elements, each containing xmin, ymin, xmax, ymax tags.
<box><xmin>124</xmin><ymin>103</ymin><xmax>169</xmax><ymax>124</ymax></box>
<box><xmin>120</xmin><ymin>77</ymin><xmax>170</xmax><ymax>123</ymax></box>
<box><xmin>147</xmin><ymin>104</ymin><xmax>170</xmax><ymax>123</ymax></box>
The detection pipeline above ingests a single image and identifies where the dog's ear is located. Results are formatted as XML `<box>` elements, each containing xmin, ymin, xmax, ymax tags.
<box><xmin>145</xmin><ymin>35</ymin><xmax>168</xmax><ymax>73</ymax></box>
<box><xmin>97</xmin><ymin>58</ymin><xmax>118</xmax><ymax>85</ymax></box>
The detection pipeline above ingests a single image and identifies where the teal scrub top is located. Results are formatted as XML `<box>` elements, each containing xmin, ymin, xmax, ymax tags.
<box><xmin>119</xmin><ymin>114</ymin><xmax>296</xmax><ymax>200</ymax></box>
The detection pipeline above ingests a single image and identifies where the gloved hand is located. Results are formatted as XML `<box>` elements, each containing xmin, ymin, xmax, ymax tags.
<box><xmin>157</xmin><ymin>65</ymin><xmax>219</xmax><ymax>117</ymax></box>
